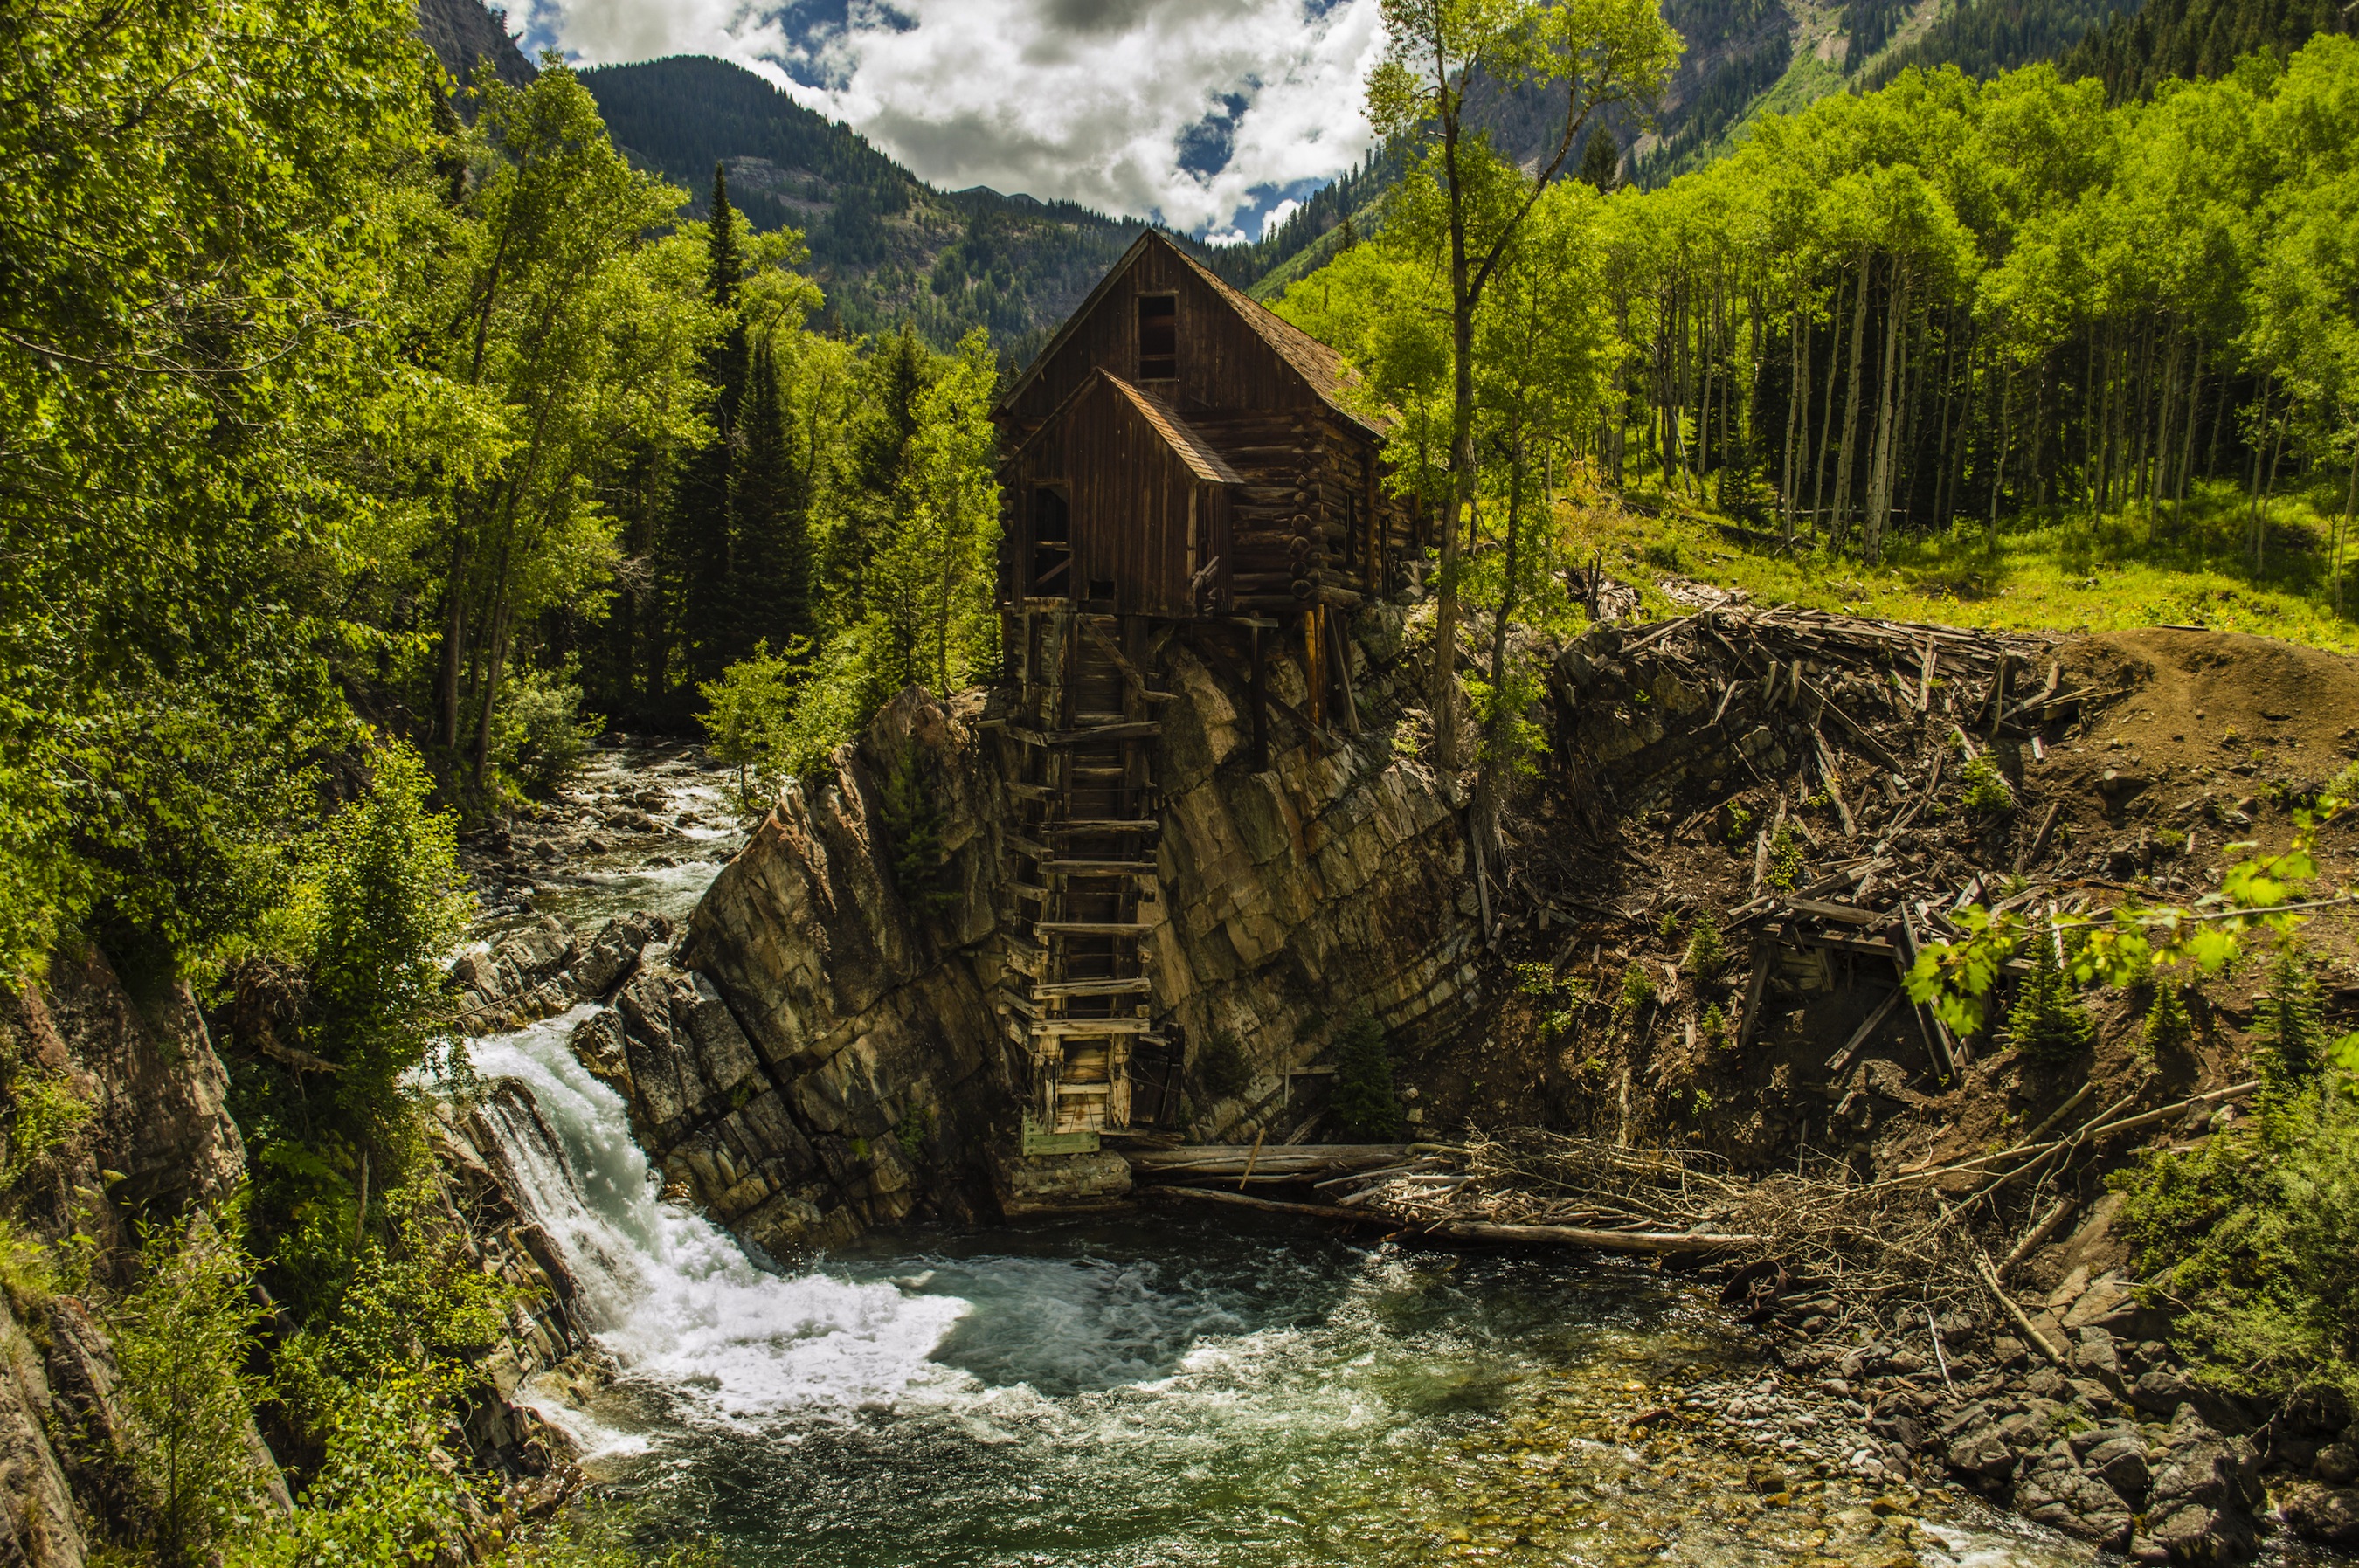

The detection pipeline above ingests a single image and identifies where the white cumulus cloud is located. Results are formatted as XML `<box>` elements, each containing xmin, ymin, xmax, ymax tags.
<box><xmin>524</xmin><ymin>0</ymin><xmax>1386</xmax><ymax>235</ymax></box>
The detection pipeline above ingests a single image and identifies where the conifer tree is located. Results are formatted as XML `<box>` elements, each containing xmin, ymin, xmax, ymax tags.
<box><xmin>1331</xmin><ymin>1013</ymin><xmax>1404</xmax><ymax>1138</ymax></box>
<box><xmin>2005</xmin><ymin>927</ymin><xmax>2096</xmax><ymax>1063</ymax></box>
<box><xmin>2256</xmin><ymin>944</ymin><xmax>2327</xmax><ymax>1107</ymax></box>
<box><xmin>2142</xmin><ymin>980</ymin><xmax>2194</xmax><ymax>1060</ymax></box>
<box><xmin>1579</xmin><ymin>126</ymin><xmax>1622</xmax><ymax>192</ymax></box>
<box><xmin>728</xmin><ymin>336</ymin><xmax>811</xmax><ymax>657</ymax></box>
<box><xmin>678</xmin><ymin>162</ymin><xmax>751</xmax><ymax>687</ymax></box>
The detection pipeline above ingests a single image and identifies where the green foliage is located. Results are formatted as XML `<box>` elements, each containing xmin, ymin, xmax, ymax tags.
<box><xmin>106</xmin><ymin>1212</ymin><xmax>273</xmax><ymax>1567</ymax></box>
<box><xmin>1959</xmin><ymin>754</ymin><xmax>2017</xmax><ymax>815</ymax></box>
<box><xmin>1196</xmin><ymin>1032</ymin><xmax>1253</xmax><ymax>1102</ymax></box>
<box><xmin>1330</xmin><ymin>1014</ymin><xmax>1404</xmax><ymax>1139</ymax></box>
<box><xmin>2113</xmin><ymin>1052</ymin><xmax>2359</xmax><ymax>1399</ymax></box>
<box><xmin>1704</xmin><ymin>1003</ymin><xmax>1733</xmax><ymax>1049</ymax></box>
<box><xmin>2</xmin><ymin>1064</ymin><xmax>91</xmax><ymax>1189</ymax></box>
<box><xmin>687</xmin><ymin>328</ymin><xmax>1000</xmax><ymax>781</ymax></box>
<box><xmin>494</xmin><ymin>665</ymin><xmax>601</xmax><ymax>800</ymax></box>
<box><xmin>1723</xmin><ymin>803</ymin><xmax>1755</xmax><ymax>846</ymax></box>
<box><xmin>2004</xmin><ymin>929</ymin><xmax>2097</xmax><ymax>1062</ymax></box>
<box><xmin>2141</xmin><ymin>981</ymin><xmax>2196</xmax><ymax>1060</ymax></box>
<box><xmin>1620</xmin><ymin>963</ymin><xmax>1661</xmax><ymax>1012</ymax></box>
<box><xmin>1912</xmin><ymin>784</ymin><xmax>2353</xmax><ymax>1036</ymax></box>
<box><xmin>0</xmin><ymin>1216</ymin><xmax>56</xmax><ymax>1312</ymax></box>
<box><xmin>876</xmin><ymin>748</ymin><xmax>957</xmax><ymax>918</ymax></box>
<box><xmin>232</xmin><ymin>1369</ymin><xmax>474</xmax><ymax>1568</ymax></box>
<box><xmin>2256</xmin><ymin>943</ymin><xmax>2330</xmax><ymax>1108</ymax></box>
<box><xmin>1683</xmin><ymin>914</ymin><xmax>1731</xmax><ymax>979</ymax></box>
<box><xmin>1766</xmin><ymin>825</ymin><xmax>1807</xmax><ymax>891</ymax></box>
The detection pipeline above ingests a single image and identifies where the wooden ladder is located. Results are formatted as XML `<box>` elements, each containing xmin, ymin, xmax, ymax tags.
<box><xmin>1005</xmin><ymin>612</ymin><xmax>1166</xmax><ymax>1138</ymax></box>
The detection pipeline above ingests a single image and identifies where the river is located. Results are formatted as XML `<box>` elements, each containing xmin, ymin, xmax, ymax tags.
<box><xmin>462</xmin><ymin>998</ymin><xmax>2086</xmax><ymax>1568</ymax></box>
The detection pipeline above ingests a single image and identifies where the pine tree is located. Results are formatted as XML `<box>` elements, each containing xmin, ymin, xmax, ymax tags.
<box><xmin>2141</xmin><ymin>980</ymin><xmax>2194</xmax><ymax>1060</ymax></box>
<box><xmin>1579</xmin><ymin>126</ymin><xmax>1621</xmax><ymax>192</ymax></box>
<box><xmin>1331</xmin><ymin>1013</ymin><xmax>1404</xmax><ymax>1137</ymax></box>
<box><xmin>676</xmin><ymin>162</ymin><xmax>751</xmax><ymax>689</ymax></box>
<box><xmin>2256</xmin><ymin>944</ymin><xmax>2326</xmax><ymax>1105</ymax></box>
<box><xmin>728</xmin><ymin>335</ymin><xmax>811</xmax><ymax>657</ymax></box>
<box><xmin>2006</xmin><ymin>927</ymin><xmax>2096</xmax><ymax>1063</ymax></box>
<box><xmin>826</xmin><ymin>326</ymin><xmax>930</xmax><ymax>625</ymax></box>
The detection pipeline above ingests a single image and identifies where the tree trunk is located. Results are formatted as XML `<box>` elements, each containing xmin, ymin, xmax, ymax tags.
<box><xmin>1830</xmin><ymin>252</ymin><xmax>1873</xmax><ymax>551</ymax></box>
<box><xmin>436</xmin><ymin>532</ymin><xmax>469</xmax><ymax>753</ymax></box>
<box><xmin>1863</xmin><ymin>263</ymin><xmax>1910</xmax><ymax>563</ymax></box>
<box><xmin>1811</xmin><ymin>270</ymin><xmax>1849</xmax><ymax>535</ymax></box>
<box><xmin>1782</xmin><ymin>295</ymin><xmax>1806</xmax><ymax>545</ymax></box>
<box><xmin>2174</xmin><ymin>339</ymin><xmax>2203</xmax><ymax>535</ymax></box>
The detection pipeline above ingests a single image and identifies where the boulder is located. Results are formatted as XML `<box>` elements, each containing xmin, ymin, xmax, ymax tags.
<box><xmin>2016</xmin><ymin>1439</ymin><xmax>2133</xmax><ymax>1545</ymax></box>
<box><xmin>2279</xmin><ymin>1481</ymin><xmax>2359</xmax><ymax>1547</ymax></box>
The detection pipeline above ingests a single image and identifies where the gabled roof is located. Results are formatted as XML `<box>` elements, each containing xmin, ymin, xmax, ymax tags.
<box><xmin>992</xmin><ymin>229</ymin><xmax>1382</xmax><ymax>438</ymax></box>
<box><xmin>1103</xmin><ymin>374</ymin><xmax>1242</xmax><ymax>484</ymax></box>
<box><xmin>1010</xmin><ymin>368</ymin><xmax>1244</xmax><ymax>484</ymax></box>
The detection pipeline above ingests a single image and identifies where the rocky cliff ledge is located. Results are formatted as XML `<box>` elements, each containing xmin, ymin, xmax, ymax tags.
<box><xmin>508</xmin><ymin>603</ymin><xmax>1489</xmax><ymax>1252</ymax></box>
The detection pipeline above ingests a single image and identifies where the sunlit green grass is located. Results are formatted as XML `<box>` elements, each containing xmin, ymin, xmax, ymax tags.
<box><xmin>1567</xmin><ymin>475</ymin><xmax>2359</xmax><ymax>654</ymax></box>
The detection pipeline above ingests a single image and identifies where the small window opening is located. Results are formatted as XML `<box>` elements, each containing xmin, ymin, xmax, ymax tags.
<box><xmin>1030</xmin><ymin>486</ymin><xmax>1070</xmax><ymax>596</ymax></box>
<box><xmin>1138</xmin><ymin>294</ymin><xmax>1177</xmax><ymax>380</ymax></box>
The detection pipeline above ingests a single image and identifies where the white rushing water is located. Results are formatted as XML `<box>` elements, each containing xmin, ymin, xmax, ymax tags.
<box><xmin>462</xmin><ymin>1009</ymin><xmax>971</xmax><ymax>1450</ymax></box>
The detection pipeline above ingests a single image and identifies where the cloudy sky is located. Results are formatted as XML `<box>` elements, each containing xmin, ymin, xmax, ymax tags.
<box><xmin>521</xmin><ymin>0</ymin><xmax>1385</xmax><ymax>240</ymax></box>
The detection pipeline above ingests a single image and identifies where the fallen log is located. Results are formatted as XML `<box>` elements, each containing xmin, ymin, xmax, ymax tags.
<box><xmin>1143</xmin><ymin>1185</ymin><xmax>1759</xmax><ymax>1253</ymax></box>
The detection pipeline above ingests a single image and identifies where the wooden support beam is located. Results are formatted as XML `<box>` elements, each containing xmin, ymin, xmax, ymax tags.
<box><xmin>1040</xmin><ymin>859</ymin><xmax>1160</xmax><ymax>874</ymax></box>
<box><xmin>1033</xmin><ymin>977</ymin><xmax>1155</xmax><ymax>998</ymax></box>
<box><xmin>1825</xmin><ymin>986</ymin><xmax>1904</xmax><ymax>1077</ymax></box>
<box><xmin>1030</xmin><ymin>1018</ymin><xmax>1153</xmax><ymax>1037</ymax></box>
<box><xmin>1033</xmin><ymin>921</ymin><xmax>1158</xmax><ymax>936</ymax></box>
<box><xmin>1047</xmin><ymin>721</ymin><xmax>1160</xmax><ymax>744</ymax></box>
<box><xmin>1893</xmin><ymin>908</ymin><xmax>1961</xmax><ymax>1079</ymax></box>
<box><xmin>1325</xmin><ymin>599</ymin><xmax>1362</xmax><ymax>736</ymax></box>
<box><xmin>1249</xmin><ymin>622</ymin><xmax>1270</xmax><ymax>769</ymax></box>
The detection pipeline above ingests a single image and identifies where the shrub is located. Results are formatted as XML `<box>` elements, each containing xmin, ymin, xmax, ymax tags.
<box><xmin>1330</xmin><ymin>1014</ymin><xmax>1403</xmax><ymax>1139</ymax></box>
<box><xmin>2004</xmin><ymin>929</ymin><xmax>2094</xmax><ymax>1063</ymax></box>
<box><xmin>2141</xmin><ymin>982</ymin><xmax>2194</xmax><ymax>1060</ymax></box>
<box><xmin>1766</xmin><ymin>825</ymin><xmax>1806</xmax><ymax>891</ymax></box>
<box><xmin>2256</xmin><ymin>943</ymin><xmax>2328</xmax><ymax>1115</ymax></box>
<box><xmin>1683</xmin><ymin>915</ymin><xmax>1730</xmax><ymax>980</ymax></box>
<box><xmin>1196</xmin><ymin>1032</ymin><xmax>1251</xmax><ymax>1101</ymax></box>
<box><xmin>107</xmin><ymin>1212</ymin><xmax>271</xmax><ymax>1568</ymax></box>
<box><xmin>1620</xmin><ymin>964</ymin><xmax>1659</xmax><ymax>1012</ymax></box>
<box><xmin>876</xmin><ymin>747</ymin><xmax>957</xmax><ymax>918</ymax></box>
<box><xmin>1703</xmin><ymin>1003</ymin><xmax>1732</xmax><ymax>1050</ymax></box>
<box><xmin>495</xmin><ymin>663</ymin><xmax>600</xmax><ymax>798</ymax></box>
<box><xmin>1960</xmin><ymin>754</ymin><xmax>2016</xmax><ymax>815</ymax></box>
<box><xmin>2113</xmin><ymin>1050</ymin><xmax>2359</xmax><ymax>1401</ymax></box>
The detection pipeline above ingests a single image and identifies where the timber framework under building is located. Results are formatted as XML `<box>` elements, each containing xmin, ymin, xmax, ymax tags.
<box><xmin>987</xmin><ymin>229</ymin><xmax>1422</xmax><ymax>1150</ymax></box>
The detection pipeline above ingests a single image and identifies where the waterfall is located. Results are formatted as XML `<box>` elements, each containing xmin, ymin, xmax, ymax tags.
<box><xmin>461</xmin><ymin>1005</ymin><xmax>970</xmax><ymax>1447</ymax></box>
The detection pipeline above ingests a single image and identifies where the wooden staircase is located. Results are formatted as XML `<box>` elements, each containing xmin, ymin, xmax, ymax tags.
<box><xmin>1002</xmin><ymin>612</ymin><xmax>1179</xmax><ymax>1143</ymax></box>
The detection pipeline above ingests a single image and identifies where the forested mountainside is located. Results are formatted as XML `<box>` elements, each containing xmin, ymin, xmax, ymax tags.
<box><xmin>578</xmin><ymin>56</ymin><xmax>1147</xmax><ymax>356</ymax></box>
<box><xmin>415</xmin><ymin>0</ymin><xmax>531</xmax><ymax>93</ymax></box>
<box><xmin>1625</xmin><ymin>0</ymin><xmax>2354</xmax><ymax>187</ymax></box>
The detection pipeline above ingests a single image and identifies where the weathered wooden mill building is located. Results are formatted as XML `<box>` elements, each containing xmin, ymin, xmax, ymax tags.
<box><xmin>989</xmin><ymin>230</ymin><xmax>1420</xmax><ymax>1147</ymax></box>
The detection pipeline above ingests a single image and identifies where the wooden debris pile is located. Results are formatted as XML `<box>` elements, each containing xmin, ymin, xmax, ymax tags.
<box><xmin>1538</xmin><ymin>604</ymin><xmax>2155</xmax><ymax>1089</ymax></box>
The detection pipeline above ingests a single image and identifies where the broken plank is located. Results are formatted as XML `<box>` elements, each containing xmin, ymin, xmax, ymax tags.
<box><xmin>1033</xmin><ymin>921</ymin><xmax>1158</xmax><ymax>936</ymax></box>
<box><xmin>1783</xmin><ymin>898</ymin><xmax>1884</xmax><ymax>925</ymax></box>
<box><xmin>1047</xmin><ymin>721</ymin><xmax>1161</xmax><ymax>744</ymax></box>
<box><xmin>1826</xmin><ymin>987</ymin><xmax>1906</xmax><ymax>1076</ymax></box>
<box><xmin>1032</xmin><ymin>977</ymin><xmax>1155</xmax><ymax>998</ymax></box>
<box><xmin>2015</xmin><ymin>799</ymin><xmax>2065</xmax><ymax>874</ymax></box>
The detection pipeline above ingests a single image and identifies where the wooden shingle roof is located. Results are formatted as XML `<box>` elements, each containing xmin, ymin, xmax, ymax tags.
<box><xmin>991</xmin><ymin>229</ymin><xmax>1382</xmax><ymax>438</ymax></box>
<box><xmin>1102</xmin><ymin>374</ymin><xmax>1243</xmax><ymax>484</ymax></box>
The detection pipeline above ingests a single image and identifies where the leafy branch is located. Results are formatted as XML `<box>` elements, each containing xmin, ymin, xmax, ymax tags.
<box><xmin>1906</xmin><ymin>770</ymin><xmax>2357</xmax><ymax>1038</ymax></box>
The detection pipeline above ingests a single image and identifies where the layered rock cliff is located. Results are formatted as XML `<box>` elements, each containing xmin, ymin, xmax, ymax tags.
<box><xmin>531</xmin><ymin>603</ymin><xmax>1493</xmax><ymax>1253</ymax></box>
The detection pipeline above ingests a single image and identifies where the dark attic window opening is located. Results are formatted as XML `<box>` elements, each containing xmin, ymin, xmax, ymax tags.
<box><xmin>1138</xmin><ymin>294</ymin><xmax>1177</xmax><ymax>380</ymax></box>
